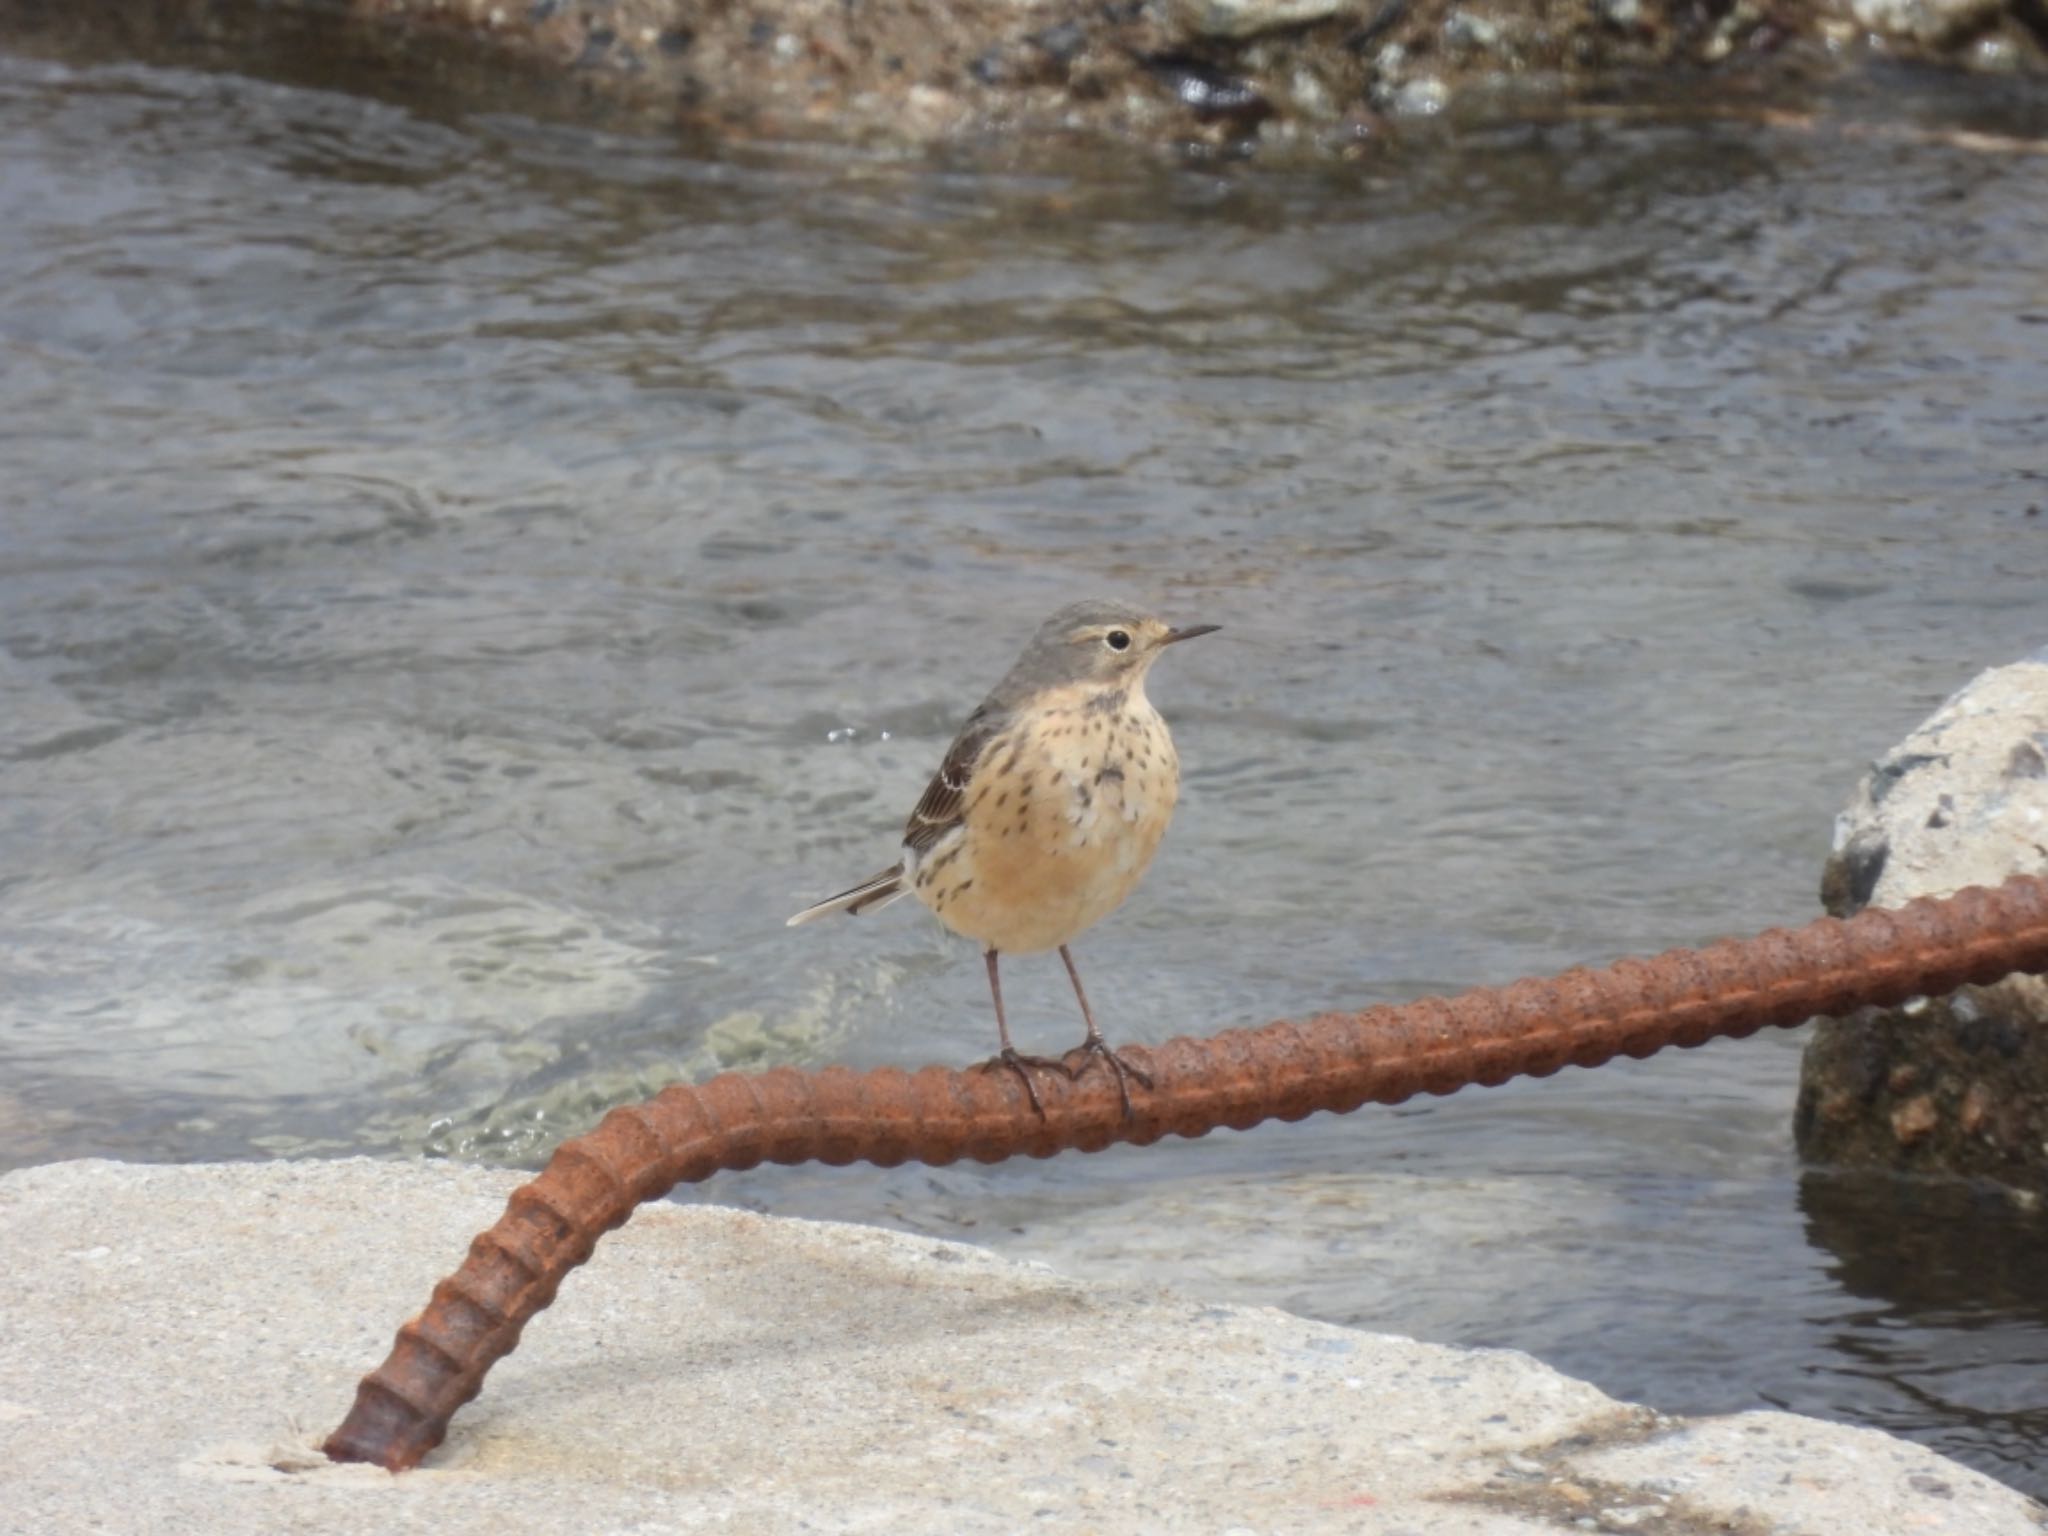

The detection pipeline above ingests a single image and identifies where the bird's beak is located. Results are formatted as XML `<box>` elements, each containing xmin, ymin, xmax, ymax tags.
<box><xmin>1162</xmin><ymin>623</ymin><xmax>1221</xmax><ymax>645</ymax></box>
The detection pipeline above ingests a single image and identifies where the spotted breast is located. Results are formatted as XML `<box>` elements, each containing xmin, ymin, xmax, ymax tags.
<box><xmin>909</xmin><ymin>677</ymin><xmax>1181</xmax><ymax>956</ymax></box>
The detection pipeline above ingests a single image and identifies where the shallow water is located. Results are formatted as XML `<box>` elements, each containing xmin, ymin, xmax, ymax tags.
<box><xmin>3</xmin><ymin>40</ymin><xmax>2048</xmax><ymax>1494</ymax></box>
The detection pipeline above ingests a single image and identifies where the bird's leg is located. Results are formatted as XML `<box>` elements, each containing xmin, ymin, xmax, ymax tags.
<box><xmin>1058</xmin><ymin>944</ymin><xmax>1153</xmax><ymax>1120</ymax></box>
<box><xmin>976</xmin><ymin>948</ymin><xmax>1071</xmax><ymax>1118</ymax></box>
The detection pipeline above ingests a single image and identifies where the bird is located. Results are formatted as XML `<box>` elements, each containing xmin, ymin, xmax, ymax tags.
<box><xmin>787</xmin><ymin>598</ymin><xmax>1218</xmax><ymax>1117</ymax></box>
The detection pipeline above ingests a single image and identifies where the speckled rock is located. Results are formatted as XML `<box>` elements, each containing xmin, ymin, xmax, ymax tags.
<box><xmin>2</xmin><ymin>1158</ymin><xmax>2041</xmax><ymax>1534</ymax></box>
<box><xmin>1797</xmin><ymin>649</ymin><xmax>2048</xmax><ymax>1190</ymax></box>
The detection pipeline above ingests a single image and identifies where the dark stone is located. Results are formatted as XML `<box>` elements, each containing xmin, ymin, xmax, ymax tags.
<box><xmin>2013</xmin><ymin>0</ymin><xmax>2048</xmax><ymax>50</ymax></box>
<box><xmin>1147</xmin><ymin>56</ymin><xmax>1273</xmax><ymax>121</ymax></box>
<box><xmin>1868</xmin><ymin>751</ymin><xmax>1946</xmax><ymax>804</ymax></box>
<box><xmin>1799</xmin><ymin>988</ymin><xmax>2048</xmax><ymax>1195</ymax></box>
<box><xmin>657</xmin><ymin>27</ymin><xmax>695</xmax><ymax>54</ymax></box>
<box><xmin>1955</xmin><ymin>1010</ymin><xmax>2027</xmax><ymax>1060</ymax></box>
<box><xmin>1347</xmin><ymin>0</ymin><xmax>1409</xmax><ymax>47</ymax></box>
<box><xmin>1030</xmin><ymin>20</ymin><xmax>1089</xmax><ymax>60</ymax></box>
<box><xmin>1069</xmin><ymin>69</ymin><xmax>1110</xmax><ymax>99</ymax></box>
<box><xmin>968</xmin><ymin>48</ymin><xmax>1007</xmax><ymax>84</ymax></box>
<box><xmin>1792</xmin><ymin>1084</ymin><xmax>1818</xmax><ymax>1146</ymax></box>
<box><xmin>1819</xmin><ymin>830</ymin><xmax>1888</xmax><ymax>917</ymax></box>
<box><xmin>529</xmin><ymin>0</ymin><xmax>558</xmax><ymax>18</ymax></box>
<box><xmin>1843</xmin><ymin>1023</ymin><xmax>1890</xmax><ymax>1103</ymax></box>
<box><xmin>576</xmin><ymin>26</ymin><xmax>617</xmax><ymax>67</ymax></box>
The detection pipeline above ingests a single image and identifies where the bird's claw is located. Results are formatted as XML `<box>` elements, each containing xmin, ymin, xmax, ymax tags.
<box><xmin>1068</xmin><ymin>1037</ymin><xmax>1153</xmax><ymax>1121</ymax></box>
<box><xmin>979</xmin><ymin>1047</ymin><xmax>1074</xmax><ymax>1118</ymax></box>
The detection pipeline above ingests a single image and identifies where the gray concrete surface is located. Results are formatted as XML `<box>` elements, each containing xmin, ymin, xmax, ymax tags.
<box><xmin>2</xmin><ymin>1158</ymin><xmax>2040</xmax><ymax>1534</ymax></box>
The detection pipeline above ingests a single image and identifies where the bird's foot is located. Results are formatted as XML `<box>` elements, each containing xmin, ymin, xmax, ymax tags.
<box><xmin>1067</xmin><ymin>1037</ymin><xmax>1153</xmax><ymax>1121</ymax></box>
<box><xmin>978</xmin><ymin>1047</ymin><xmax>1075</xmax><ymax>1118</ymax></box>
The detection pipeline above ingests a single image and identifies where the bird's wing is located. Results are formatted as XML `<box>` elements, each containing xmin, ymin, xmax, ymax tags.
<box><xmin>903</xmin><ymin>704</ymin><xmax>1006</xmax><ymax>858</ymax></box>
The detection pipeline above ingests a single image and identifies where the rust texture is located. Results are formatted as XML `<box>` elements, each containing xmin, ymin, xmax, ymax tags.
<box><xmin>324</xmin><ymin>874</ymin><xmax>2048</xmax><ymax>1471</ymax></box>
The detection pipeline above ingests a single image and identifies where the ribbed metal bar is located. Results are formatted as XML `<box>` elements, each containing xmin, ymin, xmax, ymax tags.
<box><xmin>323</xmin><ymin>874</ymin><xmax>2048</xmax><ymax>1470</ymax></box>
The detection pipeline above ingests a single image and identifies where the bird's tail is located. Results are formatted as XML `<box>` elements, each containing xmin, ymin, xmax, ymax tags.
<box><xmin>785</xmin><ymin>864</ymin><xmax>907</xmax><ymax>927</ymax></box>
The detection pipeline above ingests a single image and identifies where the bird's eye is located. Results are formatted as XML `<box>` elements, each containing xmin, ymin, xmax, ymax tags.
<box><xmin>1105</xmin><ymin>629</ymin><xmax>1132</xmax><ymax>652</ymax></box>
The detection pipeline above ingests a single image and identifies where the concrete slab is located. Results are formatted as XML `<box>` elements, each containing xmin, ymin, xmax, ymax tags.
<box><xmin>2</xmin><ymin>1159</ymin><xmax>2039</xmax><ymax>1535</ymax></box>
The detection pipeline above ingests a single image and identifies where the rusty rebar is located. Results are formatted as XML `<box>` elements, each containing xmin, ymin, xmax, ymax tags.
<box><xmin>324</xmin><ymin>873</ymin><xmax>2048</xmax><ymax>1471</ymax></box>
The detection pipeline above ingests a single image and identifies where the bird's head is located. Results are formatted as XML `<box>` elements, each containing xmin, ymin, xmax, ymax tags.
<box><xmin>1005</xmin><ymin>598</ymin><xmax>1219</xmax><ymax>693</ymax></box>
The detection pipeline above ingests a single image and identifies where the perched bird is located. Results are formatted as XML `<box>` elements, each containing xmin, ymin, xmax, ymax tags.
<box><xmin>788</xmin><ymin>599</ymin><xmax>1218</xmax><ymax>1116</ymax></box>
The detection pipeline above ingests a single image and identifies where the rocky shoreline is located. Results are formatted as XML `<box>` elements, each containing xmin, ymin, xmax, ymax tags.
<box><xmin>3</xmin><ymin>0</ymin><xmax>2043</xmax><ymax>149</ymax></box>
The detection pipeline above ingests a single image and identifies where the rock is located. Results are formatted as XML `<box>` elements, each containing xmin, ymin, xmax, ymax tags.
<box><xmin>1171</xmin><ymin>0</ymin><xmax>1362</xmax><ymax>41</ymax></box>
<box><xmin>1028</xmin><ymin>20</ymin><xmax>1089</xmax><ymax>62</ymax></box>
<box><xmin>3</xmin><ymin>1158</ymin><xmax>2042</xmax><ymax>1534</ymax></box>
<box><xmin>1796</xmin><ymin>649</ymin><xmax>2048</xmax><ymax>1190</ymax></box>
<box><xmin>1390</xmin><ymin>74</ymin><xmax>1452</xmax><ymax>113</ymax></box>
<box><xmin>1147</xmin><ymin>55</ymin><xmax>1275</xmax><ymax>120</ymax></box>
<box><xmin>1960</xmin><ymin>1080</ymin><xmax>1995</xmax><ymax>1136</ymax></box>
<box><xmin>1892</xmin><ymin>1093</ymin><xmax>1939</xmax><ymax>1144</ymax></box>
<box><xmin>1850</xmin><ymin>0</ymin><xmax>2006</xmax><ymax>45</ymax></box>
<box><xmin>1443</xmin><ymin>6</ymin><xmax>1505</xmax><ymax>51</ymax></box>
<box><xmin>7</xmin><ymin>0</ymin><xmax>2043</xmax><ymax>154</ymax></box>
